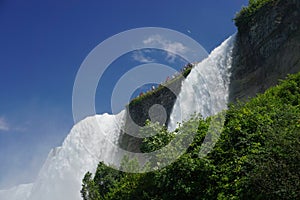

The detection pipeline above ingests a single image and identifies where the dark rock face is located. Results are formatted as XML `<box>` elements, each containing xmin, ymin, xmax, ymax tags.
<box><xmin>119</xmin><ymin>71</ymin><xmax>189</xmax><ymax>152</ymax></box>
<box><xmin>229</xmin><ymin>0</ymin><xmax>300</xmax><ymax>102</ymax></box>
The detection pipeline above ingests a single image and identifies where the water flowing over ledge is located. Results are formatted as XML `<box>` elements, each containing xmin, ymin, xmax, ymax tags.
<box><xmin>168</xmin><ymin>34</ymin><xmax>236</xmax><ymax>131</ymax></box>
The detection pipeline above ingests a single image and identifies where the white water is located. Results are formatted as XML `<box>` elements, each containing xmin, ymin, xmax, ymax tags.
<box><xmin>0</xmin><ymin>111</ymin><xmax>125</xmax><ymax>200</ymax></box>
<box><xmin>0</xmin><ymin>35</ymin><xmax>235</xmax><ymax>200</ymax></box>
<box><xmin>168</xmin><ymin>35</ymin><xmax>236</xmax><ymax>131</ymax></box>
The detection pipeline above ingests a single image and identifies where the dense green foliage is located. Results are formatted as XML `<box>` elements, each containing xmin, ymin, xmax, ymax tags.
<box><xmin>234</xmin><ymin>0</ymin><xmax>278</xmax><ymax>28</ymax></box>
<box><xmin>81</xmin><ymin>72</ymin><xmax>300</xmax><ymax>199</ymax></box>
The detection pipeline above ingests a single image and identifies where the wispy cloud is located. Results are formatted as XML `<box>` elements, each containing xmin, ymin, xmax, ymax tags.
<box><xmin>0</xmin><ymin>117</ymin><xmax>9</xmax><ymax>131</ymax></box>
<box><xmin>132</xmin><ymin>50</ymin><xmax>155</xmax><ymax>63</ymax></box>
<box><xmin>0</xmin><ymin>116</ymin><xmax>28</xmax><ymax>132</ymax></box>
<box><xmin>143</xmin><ymin>35</ymin><xmax>189</xmax><ymax>63</ymax></box>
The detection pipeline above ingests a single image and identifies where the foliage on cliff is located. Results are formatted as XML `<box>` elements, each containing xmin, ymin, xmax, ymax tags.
<box><xmin>81</xmin><ymin>72</ymin><xmax>300</xmax><ymax>200</ymax></box>
<box><xmin>234</xmin><ymin>0</ymin><xmax>278</xmax><ymax>29</ymax></box>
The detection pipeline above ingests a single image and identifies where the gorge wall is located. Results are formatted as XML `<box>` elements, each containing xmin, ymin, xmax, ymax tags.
<box><xmin>229</xmin><ymin>0</ymin><xmax>300</xmax><ymax>102</ymax></box>
<box><xmin>119</xmin><ymin>67</ymin><xmax>192</xmax><ymax>152</ymax></box>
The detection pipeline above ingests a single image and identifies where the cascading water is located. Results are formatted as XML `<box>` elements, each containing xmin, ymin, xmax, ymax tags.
<box><xmin>29</xmin><ymin>111</ymin><xmax>125</xmax><ymax>200</ymax></box>
<box><xmin>0</xmin><ymin>111</ymin><xmax>125</xmax><ymax>200</ymax></box>
<box><xmin>0</xmin><ymin>34</ymin><xmax>236</xmax><ymax>200</ymax></box>
<box><xmin>168</xmin><ymin>35</ymin><xmax>236</xmax><ymax>131</ymax></box>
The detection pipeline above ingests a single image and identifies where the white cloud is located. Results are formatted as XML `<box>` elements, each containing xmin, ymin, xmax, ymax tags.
<box><xmin>132</xmin><ymin>51</ymin><xmax>155</xmax><ymax>63</ymax></box>
<box><xmin>0</xmin><ymin>117</ymin><xmax>9</xmax><ymax>131</ymax></box>
<box><xmin>143</xmin><ymin>35</ymin><xmax>189</xmax><ymax>63</ymax></box>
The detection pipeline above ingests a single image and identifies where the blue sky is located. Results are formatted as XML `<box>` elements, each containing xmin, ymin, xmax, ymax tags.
<box><xmin>0</xmin><ymin>0</ymin><xmax>248</xmax><ymax>188</ymax></box>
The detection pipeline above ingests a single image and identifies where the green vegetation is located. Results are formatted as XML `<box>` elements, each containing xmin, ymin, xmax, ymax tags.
<box><xmin>81</xmin><ymin>72</ymin><xmax>300</xmax><ymax>199</ymax></box>
<box><xmin>234</xmin><ymin>0</ymin><xmax>278</xmax><ymax>28</ymax></box>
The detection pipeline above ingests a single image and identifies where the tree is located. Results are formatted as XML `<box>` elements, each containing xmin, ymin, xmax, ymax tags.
<box><xmin>81</xmin><ymin>172</ymin><xmax>101</xmax><ymax>200</ymax></box>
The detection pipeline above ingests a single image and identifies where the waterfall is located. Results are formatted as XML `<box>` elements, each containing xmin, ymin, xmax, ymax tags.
<box><xmin>27</xmin><ymin>111</ymin><xmax>125</xmax><ymax>200</ymax></box>
<box><xmin>0</xmin><ymin>34</ymin><xmax>236</xmax><ymax>200</ymax></box>
<box><xmin>0</xmin><ymin>111</ymin><xmax>125</xmax><ymax>200</ymax></box>
<box><xmin>168</xmin><ymin>35</ymin><xmax>236</xmax><ymax>131</ymax></box>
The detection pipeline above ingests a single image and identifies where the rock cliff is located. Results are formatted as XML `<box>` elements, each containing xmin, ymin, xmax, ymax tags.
<box><xmin>119</xmin><ymin>66</ymin><xmax>192</xmax><ymax>152</ymax></box>
<box><xmin>230</xmin><ymin>0</ymin><xmax>300</xmax><ymax>101</ymax></box>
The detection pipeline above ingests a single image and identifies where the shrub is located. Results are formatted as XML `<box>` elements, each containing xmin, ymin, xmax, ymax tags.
<box><xmin>234</xmin><ymin>0</ymin><xmax>278</xmax><ymax>29</ymax></box>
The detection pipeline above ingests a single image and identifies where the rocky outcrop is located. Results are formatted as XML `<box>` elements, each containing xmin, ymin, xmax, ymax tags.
<box><xmin>119</xmin><ymin>67</ymin><xmax>192</xmax><ymax>152</ymax></box>
<box><xmin>229</xmin><ymin>0</ymin><xmax>300</xmax><ymax>102</ymax></box>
